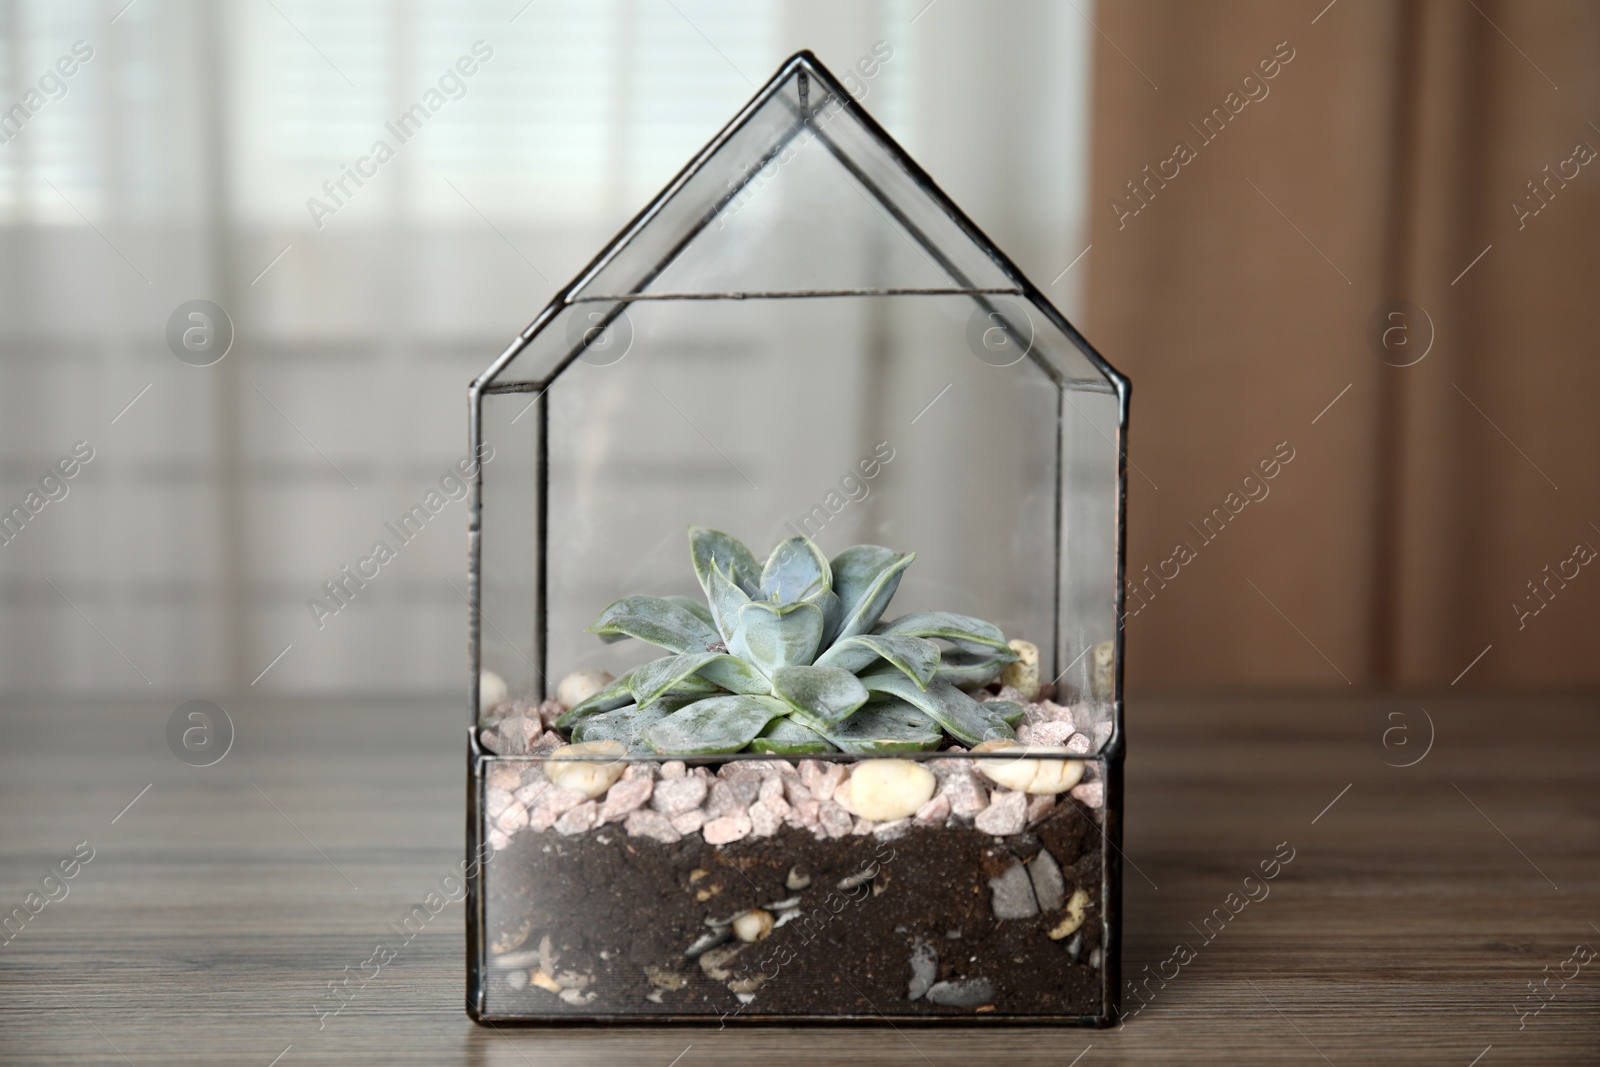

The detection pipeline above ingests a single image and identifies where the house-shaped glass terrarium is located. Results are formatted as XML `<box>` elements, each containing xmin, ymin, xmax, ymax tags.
<box><xmin>466</xmin><ymin>51</ymin><xmax>1128</xmax><ymax>1025</ymax></box>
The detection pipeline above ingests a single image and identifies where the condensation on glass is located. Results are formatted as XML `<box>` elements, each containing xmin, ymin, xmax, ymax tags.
<box><xmin>466</xmin><ymin>51</ymin><xmax>1128</xmax><ymax>1025</ymax></box>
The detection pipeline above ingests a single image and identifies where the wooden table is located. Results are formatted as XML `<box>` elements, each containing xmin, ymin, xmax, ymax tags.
<box><xmin>1</xmin><ymin>693</ymin><xmax>1594</xmax><ymax>1064</ymax></box>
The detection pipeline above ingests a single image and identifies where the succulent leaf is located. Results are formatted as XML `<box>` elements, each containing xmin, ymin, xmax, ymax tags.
<box><xmin>628</xmin><ymin>653</ymin><xmax>729</xmax><ymax>707</ymax></box>
<box><xmin>694</xmin><ymin>654</ymin><xmax>771</xmax><ymax>695</ymax></box>
<box><xmin>690</xmin><ymin>527</ymin><xmax>761</xmax><ymax>598</ymax></box>
<box><xmin>760</xmin><ymin>537</ymin><xmax>831</xmax><ymax>604</ymax></box>
<box><xmin>829</xmin><ymin>546</ymin><xmax>915</xmax><ymax>642</ymax></box>
<box><xmin>643</xmin><ymin>694</ymin><xmax>790</xmax><ymax>755</ymax></box>
<box><xmin>814</xmin><ymin>634</ymin><xmax>941</xmax><ymax>689</ymax></box>
<box><xmin>706</xmin><ymin>560</ymin><xmax>753</xmax><ymax>644</ymax></box>
<box><xmin>749</xmin><ymin>716</ymin><xmax>837</xmax><ymax>754</ymax></box>
<box><xmin>984</xmin><ymin>699</ymin><xmax>1028</xmax><ymax>727</ymax></box>
<box><xmin>769</xmin><ymin>665</ymin><xmax>870</xmax><ymax>727</ymax></box>
<box><xmin>664</xmin><ymin>594</ymin><xmax>716</xmax><ymax>630</ymax></box>
<box><xmin>822</xmin><ymin>697</ymin><xmax>943</xmax><ymax>753</ymax></box>
<box><xmin>587</xmin><ymin>594</ymin><xmax>721</xmax><ymax>654</ymax></box>
<box><xmin>556</xmin><ymin>669</ymin><xmax>637</xmax><ymax>730</ymax></box>
<box><xmin>933</xmin><ymin>649</ymin><xmax>1011</xmax><ymax>690</ymax></box>
<box><xmin>857</xmin><ymin>669</ymin><xmax>1016</xmax><ymax>746</ymax></box>
<box><xmin>570</xmin><ymin>702</ymin><xmax>669</xmax><ymax>750</ymax></box>
<box><xmin>873</xmin><ymin>611</ymin><xmax>1017</xmax><ymax>659</ymax></box>
<box><xmin>730</xmin><ymin>599</ymin><xmax>825</xmax><ymax>675</ymax></box>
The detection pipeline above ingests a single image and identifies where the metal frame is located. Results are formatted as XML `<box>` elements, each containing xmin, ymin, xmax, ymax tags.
<box><xmin>465</xmin><ymin>50</ymin><xmax>1129</xmax><ymax>1027</ymax></box>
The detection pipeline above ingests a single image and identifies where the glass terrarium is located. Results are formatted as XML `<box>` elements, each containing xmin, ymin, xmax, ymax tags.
<box><xmin>465</xmin><ymin>51</ymin><xmax>1127</xmax><ymax>1025</ymax></box>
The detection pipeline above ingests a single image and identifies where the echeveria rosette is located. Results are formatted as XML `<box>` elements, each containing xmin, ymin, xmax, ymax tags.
<box><xmin>558</xmin><ymin>527</ymin><xmax>1022</xmax><ymax>755</ymax></box>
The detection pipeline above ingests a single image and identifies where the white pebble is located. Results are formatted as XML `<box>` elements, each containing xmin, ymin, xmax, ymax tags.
<box><xmin>972</xmin><ymin>740</ymin><xmax>1086</xmax><ymax>795</ymax></box>
<box><xmin>545</xmin><ymin>740</ymin><xmax>627</xmax><ymax>799</ymax></box>
<box><xmin>556</xmin><ymin>669</ymin><xmax>615</xmax><ymax>711</ymax></box>
<box><xmin>480</xmin><ymin>671</ymin><xmax>509</xmax><ymax>713</ymax></box>
<box><xmin>999</xmin><ymin>639</ymin><xmax>1040</xmax><ymax>700</ymax></box>
<box><xmin>732</xmin><ymin>909</ymin><xmax>774</xmax><ymax>942</ymax></box>
<box><xmin>836</xmin><ymin>759</ymin><xmax>936</xmax><ymax>821</ymax></box>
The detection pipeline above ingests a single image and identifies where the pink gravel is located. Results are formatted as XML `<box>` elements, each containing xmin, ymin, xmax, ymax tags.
<box><xmin>599</xmin><ymin>775</ymin><xmax>652</xmax><ymax>823</ymax></box>
<box><xmin>554</xmin><ymin>800</ymin><xmax>598</xmax><ymax>835</ymax></box>
<box><xmin>702</xmin><ymin>814</ymin><xmax>753</xmax><ymax>845</ymax></box>
<box><xmin>650</xmin><ymin>776</ymin><xmax>708</xmax><ymax>815</ymax></box>
<box><xmin>625</xmin><ymin>809</ymin><xmax>681</xmax><ymax>844</ymax></box>
<box><xmin>974</xmin><ymin>790</ymin><xmax>1027</xmax><ymax>836</ymax></box>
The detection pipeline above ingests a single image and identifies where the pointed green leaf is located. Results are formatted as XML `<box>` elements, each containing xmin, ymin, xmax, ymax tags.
<box><xmin>984</xmin><ymin>699</ymin><xmax>1028</xmax><ymax>727</ymax></box>
<box><xmin>690</xmin><ymin>527</ymin><xmax>761</xmax><ymax>598</ymax></box>
<box><xmin>934</xmin><ymin>649</ymin><xmax>1011</xmax><ymax>690</ymax></box>
<box><xmin>629</xmin><ymin>653</ymin><xmax>726</xmax><ymax>708</ymax></box>
<box><xmin>571</xmin><ymin>702</ymin><xmax>670</xmax><ymax>751</ymax></box>
<box><xmin>873</xmin><ymin>611</ymin><xmax>1016</xmax><ymax>658</ymax></box>
<box><xmin>730</xmin><ymin>599</ymin><xmax>824</xmax><ymax>675</ymax></box>
<box><xmin>588</xmin><ymin>594</ymin><xmax>721</xmax><ymax>653</ymax></box>
<box><xmin>822</xmin><ymin>698</ymin><xmax>943</xmax><ymax>753</ymax></box>
<box><xmin>706</xmin><ymin>560</ymin><xmax>752</xmax><ymax>644</ymax></box>
<box><xmin>769</xmin><ymin>665</ymin><xmax>869</xmax><ymax>727</ymax></box>
<box><xmin>643</xmin><ymin>695</ymin><xmax>791</xmax><ymax>755</ymax></box>
<box><xmin>760</xmin><ymin>537</ymin><xmax>830</xmax><ymax>604</ymax></box>
<box><xmin>665</xmin><ymin>594</ymin><xmax>716</xmax><ymax>630</ymax></box>
<box><xmin>830</xmin><ymin>546</ymin><xmax>915</xmax><ymax>642</ymax></box>
<box><xmin>815</xmin><ymin>634</ymin><xmax>941</xmax><ymax>689</ymax></box>
<box><xmin>749</xmin><ymin>716</ymin><xmax>837</xmax><ymax>755</ymax></box>
<box><xmin>556</xmin><ymin>669</ymin><xmax>637</xmax><ymax>730</ymax></box>
<box><xmin>858</xmin><ymin>669</ymin><xmax>1015</xmax><ymax>746</ymax></box>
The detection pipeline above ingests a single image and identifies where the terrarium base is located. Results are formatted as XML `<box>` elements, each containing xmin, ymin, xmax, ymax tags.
<box><xmin>483</xmin><ymin>797</ymin><xmax>1104</xmax><ymax>1020</ymax></box>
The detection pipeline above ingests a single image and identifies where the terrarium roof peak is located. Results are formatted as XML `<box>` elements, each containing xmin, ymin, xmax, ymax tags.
<box><xmin>475</xmin><ymin>50</ymin><xmax>1125</xmax><ymax>395</ymax></box>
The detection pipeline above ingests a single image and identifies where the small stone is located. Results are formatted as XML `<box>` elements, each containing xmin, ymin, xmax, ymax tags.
<box><xmin>536</xmin><ymin>698</ymin><xmax>566</xmax><ymax>731</ymax></box>
<box><xmin>505</xmin><ymin>969</ymin><xmax>529</xmax><ymax>990</ymax></box>
<box><xmin>1028</xmin><ymin>849</ymin><xmax>1066</xmax><ymax>912</ymax></box>
<box><xmin>914</xmin><ymin>792</ymin><xmax>951</xmax><ymax>826</ymax></box>
<box><xmin>974</xmin><ymin>789</ymin><xmax>1028</xmax><ymax>836</ymax></box>
<box><xmin>644</xmin><ymin>965</ymin><xmax>687</xmax><ymax>990</ymax></box>
<box><xmin>786</xmin><ymin>865</ymin><xmax>811</xmax><ymax>891</ymax></box>
<box><xmin>748</xmin><ymin>800</ymin><xmax>782</xmax><ymax>837</ymax></box>
<box><xmin>1000</xmin><ymin>638</ymin><xmax>1040</xmax><ymax>700</ymax></box>
<box><xmin>818</xmin><ymin>799</ymin><xmax>852</xmax><ymax>838</ymax></box>
<box><xmin>528</xmin><ymin>786</ymin><xmax>589</xmax><ymax>830</ymax></box>
<box><xmin>1039</xmin><ymin>699</ymin><xmax>1074</xmax><ymax>725</ymax></box>
<box><xmin>707</xmin><ymin>778</ymin><xmax>761</xmax><ymax>818</ymax></box>
<box><xmin>545</xmin><ymin>740</ymin><xmax>627</xmax><ymax>799</ymax></box>
<box><xmin>851</xmin><ymin>816</ymin><xmax>876</xmax><ymax>835</ymax></box>
<box><xmin>487</xmin><ymin>828</ymin><xmax>511</xmax><ymax>851</ymax></box>
<box><xmin>698</xmin><ymin>943</ymin><xmax>746</xmax><ymax>980</ymax></box>
<box><xmin>874</xmin><ymin>818</ymin><xmax>911</xmax><ymax>840</ymax></box>
<box><xmin>670</xmin><ymin>809</ymin><xmax>707</xmax><ymax>834</ymax></box>
<box><xmin>907</xmin><ymin>939</ymin><xmax>938</xmax><ymax>1000</ymax></box>
<box><xmin>651</xmin><ymin>776</ymin><xmax>709</xmax><ymax>815</ymax></box>
<box><xmin>1065</xmin><ymin>733</ymin><xmax>1093</xmax><ymax>754</ymax></box>
<box><xmin>782</xmin><ymin>777</ymin><xmax>814</xmax><ymax>806</ymax></box>
<box><xmin>971</xmin><ymin>739</ymin><xmax>1086</xmax><ymax>795</ymax></box>
<box><xmin>1071</xmin><ymin>781</ymin><xmax>1105</xmax><ymax>810</ymax></box>
<box><xmin>941</xmin><ymin>772</ymin><xmax>989</xmax><ymax>817</ymax></box>
<box><xmin>660</xmin><ymin>760</ymin><xmax>687</xmax><ymax>779</ymax></box>
<box><xmin>732</xmin><ymin>909</ymin><xmax>774</xmax><ymax>942</ymax></box>
<box><xmin>529</xmin><ymin>731</ymin><xmax>563</xmax><ymax>753</ymax></box>
<box><xmin>554</xmin><ymin>800</ymin><xmax>597</xmax><ymax>835</ymax></box>
<box><xmin>926</xmin><ymin>978</ymin><xmax>995</xmax><ymax>1008</ymax></box>
<box><xmin>495</xmin><ymin>802</ymin><xmax>529</xmax><ymax>833</ymax></box>
<box><xmin>1020</xmin><ymin>720</ymin><xmax>1076</xmax><ymax>747</ymax></box>
<box><xmin>1090</xmin><ymin>639</ymin><xmax>1115</xmax><ymax>702</ymax></box>
<box><xmin>997</xmin><ymin>684</ymin><xmax>1032</xmax><ymax>706</ymax></box>
<box><xmin>988</xmin><ymin>861</ymin><xmax>1039</xmax><ymax>919</ymax></box>
<box><xmin>558</xmin><ymin>987</ymin><xmax>597</xmax><ymax>1005</ymax></box>
<box><xmin>530</xmin><ymin>968</ymin><xmax>563</xmax><ymax>993</ymax></box>
<box><xmin>799</xmin><ymin>760</ymin><xmax>845</xmax><ymax>802</ymax></box>
<box><xmin>488</xmin><ymin>765</ymin><xmax>521</xmax><ymax>791</ymax></box>
<box><xmin>497</xmin><ymin>715</ymin><xmax>541</xmax><ymax>755</ymax></box>
<box><xmin>479</xmin><ymin>670</ymin><xmax>509</xmax><ymax>714</ymax></box>
<box><xmin>836</xmin><ymin>759</ymin><xmax>937</xmax><ymax>821</ymax></box>
<box><xmin>514</xmin><ymin>780</ymin><xmax>550</xmax><ymax>807</ymax></box>
<box><xmin>622</xmin><ymin>762</ymin><xmax>654</xmax><ymax>780</ymax></box>
<box><xmin>624</xmin><ymin>809</ymin><xmax>681</xmax><ymax>844</ymax></box>
<box><xmin>479</xmin><ymin>729</ymin><xmax>504</xmax><ymax>754</ymax></box>
<box><xmin>556</xmin><ymin>668</ymin><xmax>615</xmax><ymax>711</ymax></box>
<box><xmin>486</xmin><ymin>785</ymin><xmax>514</xmax><ymax>819</ymax></box>
<box><xmin>758</xmin><ymin>776</ymin><xmax>791</xmax><ymax>817</ymax></box>
<box><xmin>1091</xmin><ymin>722</ymin><xmax>1113</xmax><ymax>750</ymax></box>
<box><xmin>702</xmin><ymin>814</ymin><xmax>753</xmax><ymax>845</ymax></box>
<box><xmin>1026</xmin><ymin>793</ymin><xmax>1056</xmax><ymax>822</ymax></box>
<box><xmin>600</xmin><ymin>775</ymin><xmax>653</xmax><ymax>823</ymax></box>
<box><xmin>1048</xmin><ymin>887</ymin><xmax>1091</xmax><ymax>939</ymax></box>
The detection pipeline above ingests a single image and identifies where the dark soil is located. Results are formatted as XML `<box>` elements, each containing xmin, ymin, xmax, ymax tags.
<box><xmin>482</xmin><ymin>799</ymin><xmax>1104</xmax><ymax>1020</ymax></box>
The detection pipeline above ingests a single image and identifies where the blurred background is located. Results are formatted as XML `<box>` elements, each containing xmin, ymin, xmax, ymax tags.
<box><xmin>1</xmin><ymin>0</ymin><xmax>1595</xmax><ymax>703</ymax></box>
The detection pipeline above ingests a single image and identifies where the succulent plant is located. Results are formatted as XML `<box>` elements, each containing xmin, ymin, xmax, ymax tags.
<box><xmin>558</xmin><ymin>527</ymin><xmax>1025</xmax><ymax>755</ymax></box>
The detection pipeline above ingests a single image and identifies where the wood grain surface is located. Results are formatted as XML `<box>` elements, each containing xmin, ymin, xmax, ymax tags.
<box><xmin>1</xmin><ymin>692</ymin><xmax>1595</xmax><ymax>1064</ymax></box>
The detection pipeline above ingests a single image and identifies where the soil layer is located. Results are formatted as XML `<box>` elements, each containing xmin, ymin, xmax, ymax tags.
<box><xmin>482</xmin><ymin>797</ymin><xmax>1104</xmax><ymax>1019</ymax></box>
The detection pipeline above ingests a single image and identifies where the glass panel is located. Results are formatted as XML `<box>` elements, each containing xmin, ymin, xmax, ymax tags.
<box><xmin>477</xmin><ymin>752</ymin><xmax>1108</xmax><ymax>1020</ymax></box>
<box><xmin>478</xmin><ymin>390</ymin><xmax>544</xmax><ymax>705</ymax></box>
